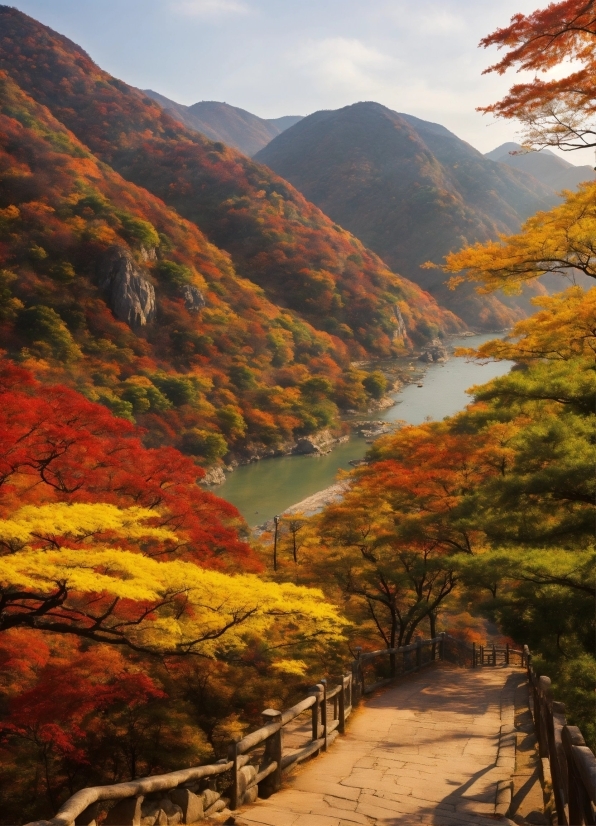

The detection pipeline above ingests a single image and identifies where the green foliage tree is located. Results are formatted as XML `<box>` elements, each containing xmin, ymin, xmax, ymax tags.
<box><xmin>156</xmin><ymin>260</ymin><xmax>194</xmax><ymax>287</ymax></box>
<box><xmin>363</xmin><ymin>370</ymin><xmax>388</xmax><ymax>400</ymax></box>
<box><xmin>181</xmin><ymin>428</ymin><xmax>227</xmax><ymax>462</ymax></box>
<box><xmin>16</xmin><ymin>305</ymin><xmax>82</xmax><ymax>362</ymax></box>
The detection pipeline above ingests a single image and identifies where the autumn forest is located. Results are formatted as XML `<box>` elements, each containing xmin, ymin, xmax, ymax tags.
<box><xmin>0</xmin><ymin>1</ymin><xmax>594</xmax><ymax>822</ymax></box>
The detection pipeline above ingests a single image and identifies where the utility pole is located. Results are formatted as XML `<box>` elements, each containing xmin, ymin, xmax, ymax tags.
<box><xmin>273</xmin><ymin>515</ymin><xmax>280</xmax><ymax>571</ymax></box>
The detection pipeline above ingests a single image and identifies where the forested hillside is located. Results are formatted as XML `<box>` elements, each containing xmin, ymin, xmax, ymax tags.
<box><xmin>0</xmin><ymin>5</ymin><xmax>460</xmax><ymax>363</ymax></box>
<box><xmin>255</xmin><ymin>102</ymin><xmax>558</xmax><ymax>328</ymax></box>
<box><xmin>0</xmin><ymin>70</ymin><xmax>385</xmax><ymax>460</ymax></box>
<box><xmin>0</xmin><ymin>6</ymin><xmax>466</xmax><ymax>462</ymax></box>
<box><xmin>0</xmin><ymin>364</ymin><xmax>346</xmax><ymax>821</ymax></box>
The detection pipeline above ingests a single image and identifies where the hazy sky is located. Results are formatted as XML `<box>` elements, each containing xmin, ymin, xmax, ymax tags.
<box><xmin>8</xmin><ymin>0</ymin><xmax>594</xmax><ymax>164</ymax></box>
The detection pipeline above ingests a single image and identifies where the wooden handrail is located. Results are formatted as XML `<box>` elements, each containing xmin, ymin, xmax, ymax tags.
<box><xmin>525</xmin><ymin>645</ymin><xmax>596</xmax><ymax>825</ymax></box>
<box><xmin>25</xmin><ymin>636</ymin><xmax>593</xmax><ymax>826</ymax></box>
<box><xmin>24</xmin><ymin>759</ymin><xmax>233</xmax><ymax>826</ymax></box>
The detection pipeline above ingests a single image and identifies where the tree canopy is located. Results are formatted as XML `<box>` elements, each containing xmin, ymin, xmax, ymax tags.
<box><xmin>480</xmin><ymin>0</ymin><xmax>596</xmax><ymax>151</ymax></box>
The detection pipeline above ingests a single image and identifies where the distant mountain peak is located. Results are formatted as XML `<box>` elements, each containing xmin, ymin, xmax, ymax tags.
<box><xmin>255</xmin><ymin>103</ymin><xmax>560</xmax><ymax>329</ymax></box>
<box><xmin>143</xmin><ymin>90</ymin><xmax>303</xmax><ymax>156</ymax></box>
<box><xmin>485</xmin><ymin>142</ymin><xmax>594</xmax><ymax>190</ymax></box>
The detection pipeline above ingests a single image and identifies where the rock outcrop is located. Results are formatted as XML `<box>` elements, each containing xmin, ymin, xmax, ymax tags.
<box><xmin>293</xmin><ymin>429</ymin><xmax>339</xmax><ymax>455</ymax></box>
<box><xmin>419</xmin><ymin>338</ymin><xmax>448</xmax><ymax>363</ymax></box>
<box><xmin>97</xmin><ymin>246</ymin><xmax>156</xmax><ymax>329</ymax></box>
<box><xmin>180</xmin><ymin>284</ymin><xmax>206</xmax><ymax>313</ymax></box>
<box><xmin>393</xmin><ymin>304</ymin><xmax>407</xmax><ymax>341</ymax></box>
<box><xmin>201</xmin><ymin>466</ymin><xmax>226</xmax><ymax>486</ymax></box>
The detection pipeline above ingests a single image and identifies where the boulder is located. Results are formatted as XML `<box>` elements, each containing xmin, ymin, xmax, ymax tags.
<box><xmin>203</xmin><ymin>799</ymin><xmax>226</xmax><ymax>818</ymax></box>
<box><xmin>418</xmin><ymin>338</ymin><xmax>448</xmax><ymax>363</ymax></box>
<box><xmin>104</xmin><ymin>796</ymin><xmax>144</xmax><ymax>826</ymax></box>
<box><xmin>201</xmin><ymin>466</ymin><xmax>226</xmax><ymax>487</ymax></box>
<box><xmin>97</xmin><ymin>246</ymin><xmax>156</xmax><ymax>329</ymax></box>
<box><xmin>180</xmin><ymin>284</ymin><xmax>206</xmax><ymax>313</ymax></box>
<box><xmin>200</xmin><ymin>789</ymin><xmax>220</xmax><ymax>811</ymax></box>
<box><xmin>293</xmin><ymin>428</ymin><xmax>335</xmax><ymax>455</ymax></box>
<box><xmin>170</xmin><ymin>788</ymin><xmax>203</xmax><ymax>824</ymax></box>
<box><xmin>158</xmin><ymin>799</ymin><xmax>183</xmax><ymax>826</ymax></box>
<box><xmin>140</xmin><ymin>800</ymin><xmax>160</xmax><ymax>826</ymax></box>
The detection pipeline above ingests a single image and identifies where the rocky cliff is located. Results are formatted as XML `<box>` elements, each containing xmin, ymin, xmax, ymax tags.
<box><xmin>96</xmin><ymin>246</ymin><xmax>156</xmax><ymax>328</ymax></box>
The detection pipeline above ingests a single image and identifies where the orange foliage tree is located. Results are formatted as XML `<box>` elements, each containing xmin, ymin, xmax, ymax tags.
<box><xmin>480</xmin><ymin>0</ymin><xmax>596</xmax><ymax>151</ymax></box>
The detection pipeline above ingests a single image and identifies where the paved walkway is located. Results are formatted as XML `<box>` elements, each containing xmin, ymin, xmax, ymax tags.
<box><xmin>236</xmin><ymin>663</ymin><xmax>519</xmax><ymax>826</ymax></box>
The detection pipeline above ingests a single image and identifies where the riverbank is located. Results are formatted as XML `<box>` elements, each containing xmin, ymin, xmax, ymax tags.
<box><xmin>253</xmin><ymin>481</ymin><xmax>350</xmax><ymax>535</ymax></box>
<box><xmin>217</xmin><ymin>333</ymin><xmax>513</xmax><ymax>524</ymax></box>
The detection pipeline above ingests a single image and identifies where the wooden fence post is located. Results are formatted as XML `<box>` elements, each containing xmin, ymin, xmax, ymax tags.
<box><xmin>309</xmin><ymin>684</ymin><xmax>324</xmax><ymax>755</ymax></box>
<box><xmin>562</xmin><ymin>725</ymin><xmax>595</xmax><ymax>826</ymax></box>
<box><xmin>259</xmin><ymin>709</ymin><xmax>282</xmax><ymax>798</ymax></box>
<box><xmin>338</xmin><ymin>675</ymin><xmax>348</xmax><ymax>734</ymax></box>
<box><xmin>353</xmin><ymin>647</ymin><xmax>363</xmax><ymax>698</ymax></box>
<box><xmin>439</xmin><ymin>632</ymin><xmax>446</xmax><ymax>661</ymax></box>
<box><xmin>506</xmin><ymin>643</ymin><xmax>510</xmax><ymax>666</ymax></box>
<box><xmin>523</xmin><ymin>644</ymin><xmax>530</xmax><ymax>670</ymax></box>
<box><xmin>415</xmin><ymin>638</ymin><xmax>422</xmax><ymax>671</ymax></box>
<box><xmin>228</xmin><ymin>740</ymin><xmax>239</xmax><ymax>810</ymax></box>
<box><xmin>320</xmin><ymin>680</ymin><xmax>328</xmax><ymax>752</ymax></box>
<box><xmin>472</xmin><ymin>642</ymin><xmax>476</xmax><ymax>668</ymax></box>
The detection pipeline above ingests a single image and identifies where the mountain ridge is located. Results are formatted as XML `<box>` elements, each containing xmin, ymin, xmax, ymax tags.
<box><xmin>144</xmin><ymin>90</ymin><xmax>303</xmax><ymax>156</ymax></box>
<box><xmin>0</xmin><ymin>5</ymin><xmax>461</xmax><ymax>361</ymax></box>
<box><xmin>255</xmin><ymin>101</ymin><xmax>559</xmax><ymax>327</ymax></box>
<box><xmin>484</xmin><ymin>141</ymin><xmax>594</xmax><ymax>191</ymax></box>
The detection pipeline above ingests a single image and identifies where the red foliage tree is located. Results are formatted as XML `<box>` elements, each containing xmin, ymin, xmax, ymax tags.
<box><xmin>479</xmin><ymin>0</ymin><xmax>596</xmax><ymax>150</ymax></box>
<box><xmin>0</xmin><ymin>362</ymin><xmax>256</xmax><ymax>571</ymax></box>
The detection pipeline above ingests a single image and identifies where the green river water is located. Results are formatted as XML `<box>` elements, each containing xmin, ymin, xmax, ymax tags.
<box><xmin>219</xmin><ymin>334</ymin><xmax>513</xmax><ymax>525</ymax></box>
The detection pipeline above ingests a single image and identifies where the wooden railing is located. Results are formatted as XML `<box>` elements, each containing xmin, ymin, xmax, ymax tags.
<box><xmin>26</xmin><ymin>636</ymin><xmax>445</xmax><ymax>826</ymax></box>
<box><xmin>472</xmin><ymin>642</ymin><xmax>525</xmax><ymax>667</ymax></box>
<box><xmin>28</xmin><ymin>634</ymin><xmax>594</xmax><ymax>826</ymax></box>
<box><xmin>525</xmin><ymin>646</ymin><xmax>596</xmax><ymax>825</ymax></box>
<box><xmin>228</xmin><ymin>673</ymin><xmax>353</xmax><ymax>808</ymax></box>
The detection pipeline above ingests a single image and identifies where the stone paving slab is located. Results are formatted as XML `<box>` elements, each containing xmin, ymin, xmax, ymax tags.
<box><xmin>235</xmin><ymin>663</ymin><xmax>519</xmax><ymax>826</ymax></box>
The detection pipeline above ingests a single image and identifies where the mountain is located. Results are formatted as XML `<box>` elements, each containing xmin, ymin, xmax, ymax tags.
<box><xmin>0</xmin><ymin>68</ymin><xmax>372</xmax><ymax>461</ymax></box>
<box><xmin>0</xmin><ymin>7</ymin><xmax>465</xmax><ymax>462</ymax></box>
<box><xmin>255</xmin><ymin>102</ymin><xmax>560</xmax><ymax>328</ymax></box>
<box><xmin>485</xmin><ymin>142</ymin><xmax>594</xmax><ymax>192</ymax></box>
<box><xmin>0</xmin><ymin>6</ymin><xmax>462</xmax><ymax>361</ymax></box>
<box><xmin>144</xmin><ymin>90</ymin><xmax>303</xmax><ymax>156</ymax></box>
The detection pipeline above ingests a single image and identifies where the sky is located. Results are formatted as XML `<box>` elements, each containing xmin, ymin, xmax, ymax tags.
<box><xmin>7</xmin><ymin>0</ymin><xmax>594</xmax><ymax>164</ymax></box>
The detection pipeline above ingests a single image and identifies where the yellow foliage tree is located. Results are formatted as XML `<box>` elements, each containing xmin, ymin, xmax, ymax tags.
<box><xmin>443</xmin><ymin>181</ymin><xmax>596</xmax><ymax>293</ymax></box>
<box><xmin>0</xmin><ymin>503</ymin><xmax>345</xmax><ymax>660</ymax></box>
<box><xmin>455</xmin><ymin>286</ymin><xmax>596</xmax><ymax>362</ymax></box>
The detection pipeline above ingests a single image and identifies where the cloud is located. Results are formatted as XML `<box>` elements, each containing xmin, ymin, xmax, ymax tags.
<box><xmin>170</xmin><ymin>0</ymin><xmax>250</xmax><ymax>18</ymax></box>
<box><xmin>294</xmin><ymin>37</ymin><xmax>399</xmax><ymax>95</ymax></box>
<box><xmin>414</xmin><ymin>10</ymin><xmax>466</xmax><ymax>34</ymax></box>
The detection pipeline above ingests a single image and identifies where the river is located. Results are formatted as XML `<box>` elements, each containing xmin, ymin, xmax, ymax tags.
<box><xmin>219</xmin><ymin>334</ymin><xmax>513</xmax><ymax>525</ymax></box>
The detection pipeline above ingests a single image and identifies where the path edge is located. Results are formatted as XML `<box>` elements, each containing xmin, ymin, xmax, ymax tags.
<box><xmin>495</xmin><ymin>671</ymin><xmax>519</xmax><ymax>819</ymax></box>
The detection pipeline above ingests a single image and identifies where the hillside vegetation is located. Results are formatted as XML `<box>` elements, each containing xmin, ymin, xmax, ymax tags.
<box><xmin>255</xmin><ymin>102</ymin><xmax>559</xmax><ymax>328</ymax></box>
<box><xmin>0</xmin><ymin>8</ymin><xmax>464</xmax><ymax>461</ymax></box>
<box><xmin>0</xmin><ymin>71</ymin><xmax>378</xmax><ymax>461</ymax></box>
<box><xmin>0</xmin><ymin>6</ymin><xmax>460</xmax><ymax>361</ymax></box>
<box><xmin>282</xmin><ymin>287</ymin><xmax>595</xmax><ymax>748</ymax></box>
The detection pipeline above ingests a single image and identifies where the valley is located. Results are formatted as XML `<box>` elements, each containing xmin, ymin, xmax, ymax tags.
<box><xmin>219</xmin><ymin>332</ymin><xmax>513</xmax><ymax>525</ymax></box>
<box><xmin>0</xmin><ymin>2</ymin><xmax>594</xmax><ymax>822</ymax></box>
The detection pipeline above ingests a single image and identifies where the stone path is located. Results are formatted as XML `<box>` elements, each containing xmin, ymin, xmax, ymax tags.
<box><xmin>235</xmin><ymin>663</ymin><xmax>519</xmax><ymax>826</ymax></box>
